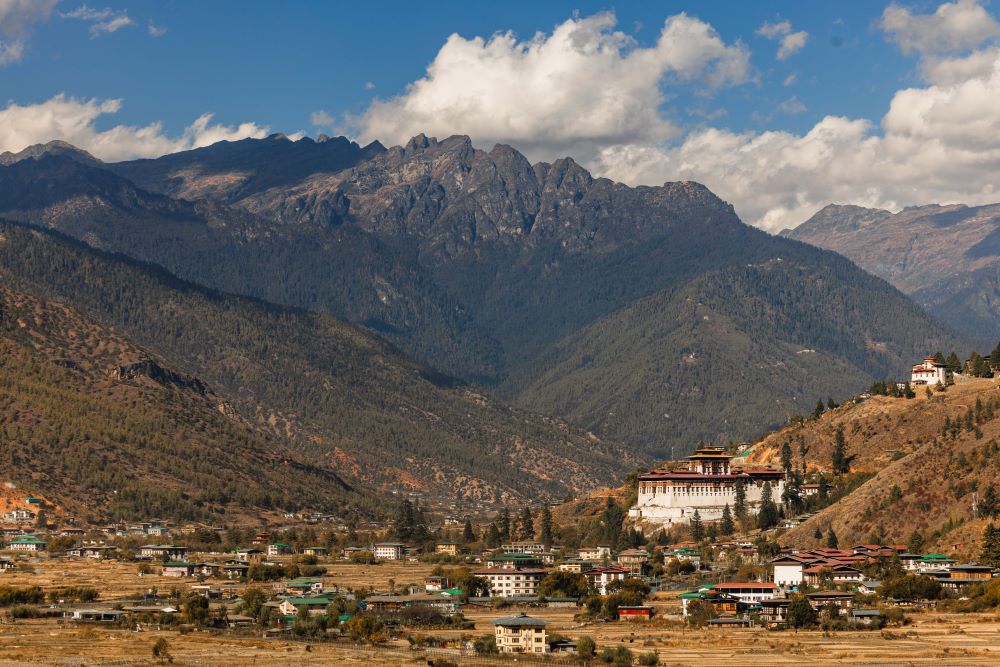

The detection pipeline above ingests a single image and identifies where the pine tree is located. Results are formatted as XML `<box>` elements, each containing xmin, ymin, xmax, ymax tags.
<box><xmin>780</xmin><ymin>442</ymin><xmax>793</xmax><ymax>474</ymax></box>
<box><xmin>980</xmin><ymin>523</ymin><xmax>1000</xmax><ymax>567</ymax></box>
<box><xmin>734</xmin><ymin>480</ymin><xmax>747</xmax><ymax>519</ymax></box>
<box><xmin>979</xmin><ymin>485</ymin><xmax>999</xmax><ymax>518</ymax></box>
<box><xmin>518</xmin><ymin>507</ymin><xmax>535</xmax><ymax>540</ymax></box>
<box><xmin>827</xmin><ymin>397</ymin><xmax>837</xmax><ymax>410</ymax></box>
<box><xmin>539</xmin><ymin>504</ymin><xmax>553</xmax><ymax>546</ymax></box>
<box><xmin>601</xmin><ymin>496</ymin><xmax>625</xmax><ymax>546</ymax></box>
<box><xmin>485</xmin><ymin>522</ymin><xmax>501</xmax><ymax>548</ymax></box>
<box><xmin>826</xmin><ymin>528</ymin><xmax>839</xmax><ymax>549</ymax></box>
<box><xmin>832</xmin><ymin>426</ymin><xmax>849</xmax><ymax>474</ymax></box>
<box><xmin>813</xmin><ymin>526</ymin><xmax>823</xmax><ymax>540</ymax></box>
<box><xmin>907</xmin><ymin>530</ymin><xmax>924</xmax><ymax>554</ymax></box>
<box><xmin>757</xmin><ymin>482</ymin><xmax>779</xmax><ymax>530</ymax></box>
<box><xmin>720</xmin><ymin>504</ymin><xmax>734</xmax><ymax>536</ymax></box>
<box><xmin>990</xmin><ymin>342</ymin><xmax>1000</xmax><ymax>374</ymax></box>
<box><xmin>462</xmin><ymin>519</ymin><xmax>475</xmax><ymax>543</ymax></box>
<box><xmin>946</xmin><ymin>351</ymin><xmax>962</xmax><ymax>374</ymax></box>
<box><xmin>498</xmin><ymin>508</ymin><xmax>511</xmax><ymax>542</ymax></box>
<box><xmin>690</xmin><ymin>510</ymin><xmax>704</xmax><ymax>542</ymax></box>
<box><xmin>812</xmin><ymin>399</ymin><xmax>826</xmax><ymax>420</ymax></box>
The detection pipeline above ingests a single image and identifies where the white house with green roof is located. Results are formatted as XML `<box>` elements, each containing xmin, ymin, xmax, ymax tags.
<box><xmin>7</xmin><ymin>535</ymin><xmax>47</xmax><ymax>552</ymax></box>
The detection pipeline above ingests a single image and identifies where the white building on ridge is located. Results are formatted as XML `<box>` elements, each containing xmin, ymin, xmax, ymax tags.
<box><xmin>911</xmin><ymin>356</ymin><xmax>949</xmax><ymax>386</ymax></box>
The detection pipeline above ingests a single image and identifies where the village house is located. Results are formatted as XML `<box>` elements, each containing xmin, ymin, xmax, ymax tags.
<box><xmin>772</xmin><ymin>554</ymin><xmax>810</xmax><ymax>587</ymax></box>
<box><xmin>2</xmin><ymin>508</ymin><xmax>35</xmax><ymax>523</ymax></box>
<box><xmin>487</xmin><ymin>552</ymin><xmax>544</xmax><ymax>569</ymax></box>
<box><xmin>807</xmin><ymin>591</ymin><xmax>855</xmax><ymax>616</ymax></box>
<box><xmin>282</xmin><ymin>577</ymin><xmax>324</xmax><ymax>595</ymax></box>
<box><xmin>7</xmin><ymin>535</ymin><xmax>47</xmax><ymax>552</ymax></box>
<box><xmin>911</xmin><ymin>356</ymin><xmax>950</xmax><ymax>386</ymax></box>
<box><xmin>267</xmin><ymin>543</ymin><xmax>293</xmax><ymax>557</ymax></box>
<box><xmin>758</xmin><ymin>599</ymin><xmax>791</xmax><ymax>628</ymax></box>
<box><xmin>222</xmin><ymin>561</ymin><xmax>249</xmax><ymax>579</ymax></box>
<box><xmin>276</xmin><ymin>596</ymin><xmax>331</xmax><ymax>617</ymax></box>
<box><xmin>493</xmin><ymin>613</ymin><xmax>549</xmax><ymax>654</ymax></box>
<box><xmin>235</xmin><ymin>547</ymin><xmax>265</xmax><ymax>563</ymax></box>
<box><xmin>373</xmin><ymin>542</ymin><xmax>405</xmax><ymax>561</ymax></box>
<box><xmin>473</xmin><ymin>567</ymin><xmax>546</xmax><ymax>598</ymax></box>
<box><xmin>66</xmin><ymin>545</ymin><xmax>118</xmax><ymax>560</ymax></box>
<box><xmin>803</xmin><ymin>563</ymin><xmax>864</xmax><ymax>587</ymax></box>
<box><xmin>424</xmin><ymin>575</ymin><xmax>448</xmax><ymax>592</ymax></box>
<box><xmin>557</xmin><ymin>559</ymin><xmax>591</xmax><ymax>574</ymax></box>
<box><xmin>435</xmin><ymin>541</ymin><xmax>462</xmax><ymax>556</ymax></box>
<box><xmin>584</xmin><ymin>566</ymin><xmax>631</xmax><ymax>595</ymax></box>
<box><xmin>302</xmin><ymin>546</ymin><xmax>328</xmax><ymax>557</ymax></box>
<box><xmin>630</xmin><ymin>447</ymin><xmax>786</xmax><ymax>527</ymax></box>
<box><xmin>501</xmin><ymin>542</ymin><xmax>546</xmax><ymax>554</ymax></box>
<box><xmin>617</xmin><ymin>605</ymin><xmax>655</xmax><ymax>621</ymax></box>
<box><xmin>364</xmin><ymin>593</ymin><xmax>460</xmax><ymax>616</ymax></box>
<box><xmin>161</xmin><ymin>561</ymin><xmax>197</xmax><ymax>577</ymax></box>
<box><xmin>0</xmin><ymin>557</ymin><xmax>15</xmax><ymax>571</ymax></box>
<box><xmin>915</xmin><ymin>553</ymin><xmax>956</xmax><ymax>572</ymax></box>
<box><xmin>616</xmin><ymin>548</ymin><xmax>649</xmax><ymax>574</ymax></box>
<box><xmin>139</xmin><ymin>544</ymin><xmax>188</xmax><ymax>560</ymax></box>
<box><xmin>578</xmin><ymin>545</ymin><xmax>612</xmax><ymax>561</ymax></box>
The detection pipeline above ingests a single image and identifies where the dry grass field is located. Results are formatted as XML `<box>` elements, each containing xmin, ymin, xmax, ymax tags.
<box><xmin>3</xmin><ymin>558</ymin><xmax>1000</xmax><ymax>665</ymax></box>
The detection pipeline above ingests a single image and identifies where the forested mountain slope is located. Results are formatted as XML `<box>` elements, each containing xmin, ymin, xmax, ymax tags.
<box><xmin>748</xmin><ymin>378</ymin><xmax>1000</xmax><ymax>555</ymax></box>
<box><xmin>0</xmin><ymin>220</ymin><xmax>632</xmax><ymax>505</ymax></box>
<box><xmin>0</xmin><ymin>136</ymin><xmax>970</xmax><ymax>456</ymax></box>
<box><xmin>784</xmin><ymin>203</ymin><xmax>1000</xmax><ymax>343</ymax></box>
<box><xmin>0</xmin><ymin>283</ymin><xmax>360</xmax><ymax>523</ymax></box>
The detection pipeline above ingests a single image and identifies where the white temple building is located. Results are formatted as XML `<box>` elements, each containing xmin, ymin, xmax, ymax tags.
<box><xmin>628</xmin><ymin>447</ymin><xmax>785</xmax><ymax>527</ymax></box>
<box><xmin>911</xmin><ymin>356</ymin><xmax>949</xmax><ymax>386</ymax></box>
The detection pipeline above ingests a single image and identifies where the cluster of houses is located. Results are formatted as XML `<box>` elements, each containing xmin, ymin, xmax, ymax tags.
<box><xmin>678</xmin><ymin>543</ymin><xmax>999</xmax><ymax>629</ymax></box>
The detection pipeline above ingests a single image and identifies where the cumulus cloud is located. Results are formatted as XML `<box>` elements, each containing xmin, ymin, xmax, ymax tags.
<box><xmin>0</xmin><ymin>0</ymin><xmax>58</xmax><ymax>65</ymax></box>
<box><xmin>881</xmin><ymin>0</ymin><xmax>1000</xmax><ymax>55</ymax></box>
<box><xmin>0</xmin><ymin>95</ymin><xmax>269</xmax><ymax>162</ymax></box>
<box><xmin>310</xmin><ymin>109</ymin><xmax>335</xmax><ymax>128</ymax></box>
<box><xmin>756</xmin><ymin>19</ymin><xmax>809</xmax><ymax>60</ymax></box>
<box><xmin>594</xmin><ymin>45</ymin><xmax>1000</xmax><ymax>231</ymax></box>
<box><xmin>355</xmin><ymin>11</ymin><xmax>750</xmax><ymax>160</ymax></box>
<box><xmin>60</xmin><ymin>5</ymin><xmax>134</xmax><ymax>38</ymax></box>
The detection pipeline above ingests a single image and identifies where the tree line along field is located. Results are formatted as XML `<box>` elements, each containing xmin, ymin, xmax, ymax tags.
<box><xmin>2</xmin><ymin>558</ymin><xmax>1000</xmax><ymax>665</ymax></box>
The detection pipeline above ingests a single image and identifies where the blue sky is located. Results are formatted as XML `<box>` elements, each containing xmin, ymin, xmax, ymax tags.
<box><xmin>1</xmin><ymin>1</ymin><xmax>913</xmax><ymax>137</ymax></box>
<box><xmin>2</xmin><ymin>1</ymin><xmax>1000</xmax><ymax>230</ymax></box>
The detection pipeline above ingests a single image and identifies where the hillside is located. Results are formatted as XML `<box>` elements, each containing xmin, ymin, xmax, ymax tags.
<box><xmin>0</xmin><ymin>219</ymin><xmax>633</xmax><ymax>506</ymax></box>
<box><xmin>508</xmin><ymin>254</ymin><xmax>957</xmax><ymax>455</ymax></box>
<box><xmin>0</xmin><ymin>284</ymin><xmax>360</xmax><ymax>524</ymax></box>
<box><xmin>784</xmin><ymin>203</ymin><xmax>1000</xmax><ymax>343</ymax></box>
<box><xmin>747</xmin><ymin>377</ymin><xmax>1000</xmax><ymax>557</ymax></box>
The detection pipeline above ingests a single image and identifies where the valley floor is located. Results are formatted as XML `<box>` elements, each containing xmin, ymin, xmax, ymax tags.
<box><xmin>1</xmin><ymin>556</ymin><xmax>1000</xmax><ymax>666</ymax></box>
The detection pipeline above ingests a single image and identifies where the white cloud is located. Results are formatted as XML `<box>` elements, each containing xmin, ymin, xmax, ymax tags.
<box><xmin>756</xmin><ymin>19</ymin><xmax>809</xmax><ymax>60</ymax></box>
<box><xmin>0</xmin><ymin>39</ymin><xmax>23</xmax><ymax>65</ymax></box>
<box><xmin>783</xmin><ymin>72</ymin><xmax>798</xmax><ymax>86</ymax></box>
<box><xmin>777</xmin><ymin>96</ymin><xmax>806</xmax><ymax>114</ymax></box>
<box><xmin>363</xmin><ymin>81</ymin><xmax>375</xmax><ymax>90</ymax></box>
<box><xmin>148</xmin><ymin>21</ymin><xmax>167</xmax><ymax>38</ymax></box>
<box><xmin>881</xmin><ymin>0</ymin><xmax>1000</xmax><ymax>55</ymax></box>
<box><xmin>0</xmin><ymin>0</ymin><xmax>58</xmax><ymax>65</ymax></box>
<box><xmin>355</xmin><ymin>11</ymin><xmax>750</xmax><ymax>161</ymax></box>
<box><xmin>593</xmin><ymin>44</ymin><xmax>1000</xmax><ymax>231</ymax></box>
<box><xmin>60</xmin><ymin>5</ymin><xmax>134</xmax><ymax>38</ymax></box>
<box><xmin>310</xmin><ymin>109</ymin><xmax>335</xmax><ymax>128</ymax></box>
<box><xmin>0</xmin><ymin>95</ymin><xmax>269</xmax><ymax>162</ymax></box>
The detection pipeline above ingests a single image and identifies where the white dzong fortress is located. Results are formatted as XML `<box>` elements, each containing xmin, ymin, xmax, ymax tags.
<box><xmin>629</xmin><ymin>447</ymin><xmax>785</xmax><ymax>527</ymax></box>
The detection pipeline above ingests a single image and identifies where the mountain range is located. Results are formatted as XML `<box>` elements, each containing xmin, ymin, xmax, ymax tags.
<box><xmin>784</xmin><ymin>203</ymin><xmax>1000</xmax><ymax>345</ymax></box>
<box><xmin>0</xmin><ymin>135</ymin><xmax>969</xmax><ymax>461</ymax></box>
